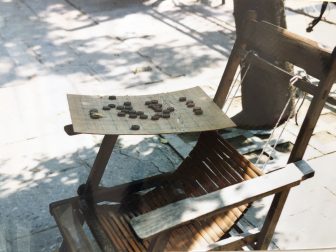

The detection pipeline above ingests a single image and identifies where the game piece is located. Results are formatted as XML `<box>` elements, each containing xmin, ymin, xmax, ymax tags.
<box><xmin>124</xmin><ymin>101</ymin><xmax>131</xmax><ymax>106</ymax></box>
<box><xmin>90</xmin><ymin>113</ymin><xmax>102</xmax><ymax>119</ymax></box>
<box><xmin>179</xmin><ymin>97</ymin><xmax>186</xmax><ymax>102</ymax></box>
<box><xmin>194</xmin><ymin>109</ymin><xmax>203</xmax><ymax>115</ymax></box>
<box><xmin>89</xmin><ymin>109</ymin><xmax>98</xmax><ymax>114</ymax></box>
<box><xmin>140</xmin><ymin>114</ymin><xmax>148</xmax><ymax>119</ymax></box>
<box><xmin>162</xmin><ymin>114</ymin><xmax>170</xmax><ymax>119</ymax></box>
<box><xmin>167</xmin><ymin>107</ymin><xmax>175</xmax><ymax>112</ymax></box>
<box><xmin>136</xmin><ymin>111</ymin><xmax>144</xmax><ymax>115</ymax></box>
<box><xmin>130</xmin><ymin>125</ymin><xmax>140</xmax><ymax>130</ymax></box>
<box><xmin>117</xmin><ymin>112</ymin><xmax>126</xmax><ymax>117</ymax></box>
<box><xmin>129</xmin><ymin>114</ymin><xmax>137</xmax><ymax>119</ymax></box>
<box><xmin>116</xmin><ymin>105</ymin><xmax>124</xmax><ymax>110</ymax></box>
<box><xmin>108</xmin><ymin>104</ymin><xmax>115</xmax><ymax>108</ymax></box>
<box><xmin>187</xmin><ymin>102</ymin><xmax>195</xmax><ymax>108</ymax></box>
<box><xmin>151</xmin><ymin>115</ymin><xmax>160</xmax><ymax>120</ymax></box>
<box><xmin>108</xmin><ymin>95</ymin><xmax>116</xmax><ymax>100</ymax></box>
<box><xmin>102</xmin><ymin>106</ymin><xmax>110</xmax><ymax>110</ymax></box>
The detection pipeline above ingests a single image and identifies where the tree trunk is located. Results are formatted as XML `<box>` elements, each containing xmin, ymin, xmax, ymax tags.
<box><xmin>232</xmin><ymin>0</ymin><xmax>294</xmax><ymax>129</ymax></box>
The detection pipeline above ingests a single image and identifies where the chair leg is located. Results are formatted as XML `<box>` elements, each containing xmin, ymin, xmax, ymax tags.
<box><xmin>86</xmin><ymin>135</ymin><xmax>119</xmax><ymax>192</ymax></box>
<box><xmin>254</xmin><ymin>189</ymin><xmax>290</xmax><ymax>250</ymax></box>
<box><xmin>59</xmin><ymin>241</ymin><xmax>69</xmax><ymax>252</ymax></box>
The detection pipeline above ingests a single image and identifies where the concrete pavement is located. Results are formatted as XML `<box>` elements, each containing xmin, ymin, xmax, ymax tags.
<box><xmin>0</xmin><ymin>0</ymin><xmax>335</xmax><ymax>250</ymax></box>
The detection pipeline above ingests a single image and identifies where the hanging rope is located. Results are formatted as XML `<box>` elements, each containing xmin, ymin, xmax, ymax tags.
<box><xmin>306</xmin><ymin>2</ymin><xmax>336</xmax><ymax>32</ymax></box>
<box><xmin>224</xmin><ymin>51</ymin><xmax>252</xmax><ymax>113</ymax></box>
<box><xmin>224</xmin><ymin>64</ymin><xmax>251</xmax><ymax>113</ymax></box>
<box><xmin>255</xmin><ymin>75</ymin><xmax>306</xmax><ymax>168</ymax></box>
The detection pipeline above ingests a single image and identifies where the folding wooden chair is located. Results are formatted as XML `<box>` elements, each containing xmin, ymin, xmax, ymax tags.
<box><xmin>50</xmin><ymin>12</ymin><xmax>336</xmax><ymax>251</ymax></box>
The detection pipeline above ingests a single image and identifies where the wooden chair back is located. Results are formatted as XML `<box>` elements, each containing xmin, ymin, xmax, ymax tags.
<box><xmin>214</xmin><ymin>11</ymin><xmax>336</xmax><ymax>163</ymax></box>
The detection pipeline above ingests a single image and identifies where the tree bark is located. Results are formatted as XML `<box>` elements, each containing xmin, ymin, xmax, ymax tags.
<box><xmin>232</xmin><ymin>0</ymin><xmax>294</xmax><ymax>129</ymax></box>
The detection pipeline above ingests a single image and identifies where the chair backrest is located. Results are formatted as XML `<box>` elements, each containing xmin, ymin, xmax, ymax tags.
<box><xmin>213</xmin><ymin>11</ymin><xmax>336</xmax><ymax>164</ymax></box>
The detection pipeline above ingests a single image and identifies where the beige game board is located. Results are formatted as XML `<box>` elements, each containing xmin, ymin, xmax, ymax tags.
<box><xmin>67</xmin><ymin>86</ymin><xmax>235</xmax><ymax>135</ymax></box>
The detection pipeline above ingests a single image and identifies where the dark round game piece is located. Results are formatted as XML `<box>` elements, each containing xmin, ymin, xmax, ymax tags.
<box><xmin>136</xmin><ymin>111</ymin><xmax>144</xmax><ymax>115</ymax></box>
<box><xmin>156</xmin><ymin>103</ymin><xmax>162</xmax><ymax>108</ymax></box>
<box><xmin>162</xmin><ymin>113</ymin><xmax>170</xmax><ymax>119</ymax></box>
<box><xmin>102</xmin><ymin>106</ymin><xmax>110</xmax><ymax>110</ymax></box>
<box><xmin>186</xmin><ymin>100</ymin><xmax>194</xmax><ymax>104</ymax></box>
<box><xmin>129</xmin><ymin>114</ymin><xmax>137</xmax><ymax>119</ymax></box>
<box><xmin>108</xmin><ymin>104</ymin><xmax>115</xmax><ymax>108</ymax></box>
<box><xmin>140</xmin><ymin>114</ymin><xmax>148</xmax><ymax>119</ymax></box>
<box><xmin>154</xmin><ymin>107</ymin><xmax>162</xmax><ymax>112</ymax></box>
<box><xmin>151</xmin><ymin>100</ymin><xmax>158</xmax><ymax>104</ymax></box>
<box><xmin>145</xmin><ymin>101</ymin><xmax>151</xmax><ymax>105</ymax></box>
<box><xmin>162</xmin><ymin>109</ymin><xmax>170</xmax><ymax>114</ymax></box>
<box><xmin>90</xmin><ymin>113</ymin><xmax>101</xmax><ymax>119</ymax></box>
<box><xmin>117</xmin><ymin>112</ymin><xmax>126</xmax><ymax>117</ymax></box>
<box><xmin>116</xmin><ymin>105</ymin><xmax>124</xmax><ymax>110</ymax></box>
<box><xmin>130</xmin><ymin>125</ymin><xmax>140</xmax><ymax>130</ymax></box>
<box><xmin>193</xmin><ymin>107</ymin><xmax>202</xmax><ymax>112</ymax></box>
<box><xmin>89</xmin><ymin>109</ymin><xmax>98</xmax><ymax>114</ymax></box>
<box><xmin>194</xmin><ymin>109</ymin><xmax>203</xmax><ymax>115</ymax></box>
<box><xmin>124</xmin><ymin>105</ymin><xmax>132</xmax><ymax>111</ymax></box>
<box><xmin>124</xmin><ymin>101</ymin><xmax>132</xmax><ymax>106</ymax></box>
<box><xmin>151</xmin><ymin>115</ymin><xmax>160</xmax><ymax>120</ymax></box>
<box><xmin>108</xmin><ymin>95</ymin><xmax>116</xmax><ymax>100</ymax></box>
<box><xmin>187</xmin><ymin>102</ymin><xmax>195</xmax><ymax>108</ymax></box>
<box><xmin>179</xmin><ymin>97</ymin><xmax>186</xmax><ymax>102</ymax></box>
<box><xmin>167</xmin><ymin>107</ymin><xmax>175</xmax><ymax>112</ymax></box>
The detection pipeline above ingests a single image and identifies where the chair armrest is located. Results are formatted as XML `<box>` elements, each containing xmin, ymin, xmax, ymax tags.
<box><xmin>50</xmin><ymin>201</ymin><xmax>95</xmax><ymax>251</ymax></box>
<box><xmin>130</xmin><ymin>161</ymin><xmax>314</xmax><ymax>239</ymax></box>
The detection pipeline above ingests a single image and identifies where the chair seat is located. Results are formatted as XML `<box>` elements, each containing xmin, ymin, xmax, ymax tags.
<box><xmin>97</xmin><ymin>191</ymin><xmax>248</xmax><ymax>251</ymax></box>
<box><xmin>92</xmin><ymin>132</ymin><xmax>263</xmax><ymax>251</ymax></box>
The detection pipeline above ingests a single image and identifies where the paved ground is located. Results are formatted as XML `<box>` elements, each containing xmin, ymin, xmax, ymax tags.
<box><xmin>0</xmin><ymin>0</ymin><xmax>335</xmax><ymax>251</ymax></box>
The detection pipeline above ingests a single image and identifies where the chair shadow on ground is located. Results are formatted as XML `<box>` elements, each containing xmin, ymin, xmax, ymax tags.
<box><xmin>0</xmin><ymin>0</ymin><xmax>283</xmax><ymax>250</ymax></box>
<box><xmin>0</xmin><ymin>131</ymin><xmax>282</xmax><ymax>250</ymax></box>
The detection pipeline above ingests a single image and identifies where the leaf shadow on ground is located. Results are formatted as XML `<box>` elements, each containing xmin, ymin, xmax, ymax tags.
<box><xmin>0</xmin><ymin>0</ymin><xmax>280</xmax><ymax>250</ymax></box>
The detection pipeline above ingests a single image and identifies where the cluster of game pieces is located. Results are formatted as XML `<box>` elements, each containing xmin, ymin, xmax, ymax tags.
<box><xmin>89</xmin><ymin>95</ymin><xmax>204</xmax><ymax>130</ymax></box>
<box><xmin>144</xmin><ymin>99</ymin><xmax>175</xmax><ymax>120</ymax></box>
<box><xmin>178</xmin><ymin>96</ymin><xmax>203</xmax><ymax>115</ymax></box>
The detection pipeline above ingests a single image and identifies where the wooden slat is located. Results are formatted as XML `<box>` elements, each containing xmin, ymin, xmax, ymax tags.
<box><xmin>92</xmin><ymin>172</ymin><xmax>173</xmax><ymax>203</ymax></box>
<box><xmin>248</xmin><ymin>53</ymin><xmax>336</xmax><ymax>106</ymax></box>
<box><xmin>130</xmin><ymin>163</ymin><xmax>308</xmax><ymax>239</ymax></box>
<box><xmin>86</xmin><ymin>134</ymin><xmax>118</xmax><ymax>191</ymax></box>
<box><xmin>245</xmin><ymin>20</ymin><xmax>332</xmax><ymax>80</ymax></box>
<box><xmin>192</xmin><ymin>228</ymin><xmax>259</xmax><ymax>251</ymax></box>
<box><xmin>213</xmin><ymin>11</ymin><xmax>256</xmax><ymax>108</ymax></box>
<box><xmin>289</xmin><ymin>49</ymin><xmax>336</xmax><ymax>162</ymax></box>
<box><xmin>244</xmin><ymin>50</ymin><xmax>316</xmax><ymax>95</ymax></box>
<box><xmin>254</xmin><ymin>190</ymin><xmax>290</xmax><ymax>250</ymax></box>
<box><xmin>214</xmin><ymin>40</ymin><xmax>245</xmax><ymax>108</ymax></box>
<box><xmin>51</xmin><ymin>203</ymin><xmax>95</xmax><ymax>252</ymax></box>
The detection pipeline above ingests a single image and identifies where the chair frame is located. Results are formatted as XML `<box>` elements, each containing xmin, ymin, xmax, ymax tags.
<box><xmin>50</xmin><ymin>11</ymin><xmax>336</xmax><ymax>251</ymax></box>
